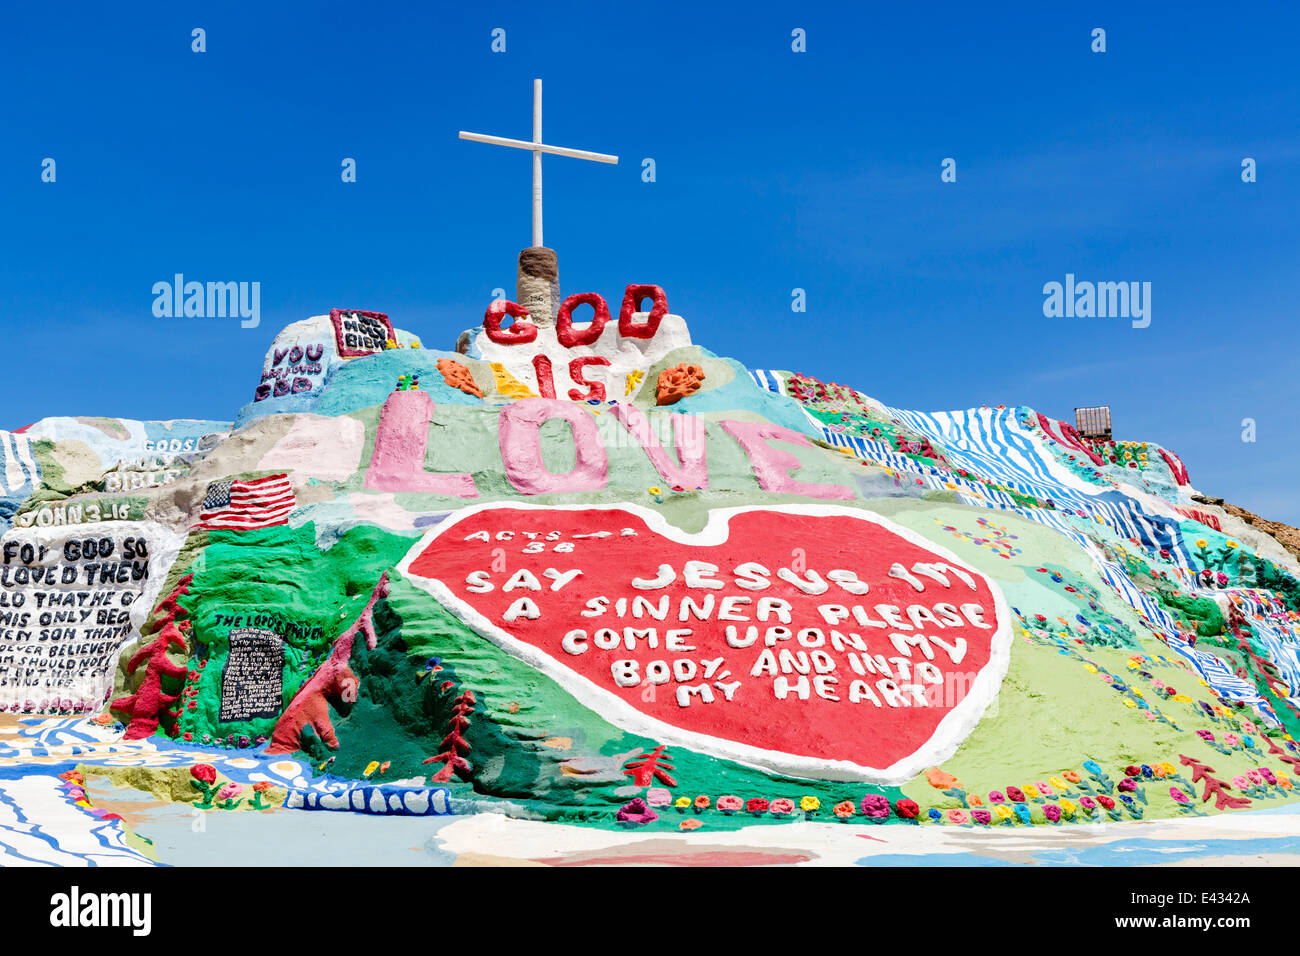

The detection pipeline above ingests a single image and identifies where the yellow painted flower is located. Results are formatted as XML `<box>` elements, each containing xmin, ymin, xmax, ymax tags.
<box><xmin>1173</xmin><ymin>694</ymin><xmax>1192</xmax><ymax>702</ymax></box>
<box><xmin>1278</xmin><ymin>773</ymin><xmax>1293</xmax><ymax>790</ymax></box>
<box><xmin>647</xmin><ymin>486</ymin><xmax>663</xmax><ymax>496</ymax></box>
<box><xmin>1159</xmin><ymin>762</ymin><xmax>1177</xmax><ymax>776</ymax></box>
<box><xmin>674</xmin><ymin>796</ymin><xmax>691</xmax><ymax>809</ymax></box>
<box><xmin>1059</xmin><ymin>798</ymin><xmax>1076</xmax><ymax>816</ymax></box>
<box><xmin>1226</xmin><ymin>541</ymin><xmax>1238</xmax><ymax>549</ymax></box>
<box><xmin>994</xmin><ymin>804</ymin><xmax>1013</xmax><ymax>820</ymax></box>
<box><xmin>1023</xmin><ymin>784</ymin><xmax>1040</xmax><ymax>799</ymax></box>
<box><xmin>1084</xmin><ymin>664</ymin><xmax>1098</xmax><ymax>674</ymax></box>
<box><xmin>1050</xmin><ymin>776</ymin><xmax>1067</xmax><ymax>790</ymax></box>
<box><xmin>1123</xmin><ymin>699</ymin><xmax>1137</xmax><ymax>708</ymax></box>
<box><xmin>1195</xmin><ymin>539</ymin><xmax>1208</xmax><ymax>549</ymax></box>
<box><xmin>800</xmin><ymin>796</ymin><xmax>820</xmax><ymax>812</ymax></box>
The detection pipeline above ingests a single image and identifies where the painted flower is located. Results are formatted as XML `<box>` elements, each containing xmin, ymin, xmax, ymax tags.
<box><xmin>1158</xmin><ymin>762</ymin><xmax>1177</xmax><ymax>776</ymax></box>
<box><xmin>616</xmin><ymin>798</ymin><xmax>659</xmax><ymax>825</ymax></box>
<box><xmin>833</xmin><ymin>801</ymin><xmax>856</xmax><ymax>819</ymax></box>
<box><xmin>646</xmin><ymin>787</ymin><xmax>672</xmax><ymax>807</ymax></box>
<box><xmin>1117</xmin><ymin>778</ymin><xmax>1137</xmax><ymax>793</ymax></box>
<box><xmin>1059</xmin><ymin>798</ymin><xmax>1076</xmax><ymax>817</ymax></box>
<box><xmin>1082</xmin><ymin>760</ymin><xmax>1102</xmax><ymax>775</ymax></box>
<box><xmin>927</xmin><ymin>808</ymin><xmax>943</xmax><ymax>822</ymax></box>
<box><xmin>1231</xmin><ymin>775</ymin><xmax>1250</xmax><ymax>789</ymax></box>
<box><xmin>216</xmin><ymin>782</ymin><xmax>243</xmax><ymax>802</ymax></box>
<box><xmin>1124</xmin><ymin>765</ymin><xmax>1141</xmax><ymax>778</ymax></box>
<box><xmin>1258</xmin><ymin>768</ymin><xmax>1277</xmax><ymax>785</ymax></box>
<box><xmin>861</xmin><ymin>794</ymin><xmax>890</xmax><ymax>818</ymax></box>
<box><xmin>1005</xmin><ymin>786</ymin><xmax>1025</xmax><ymax>802</ymax></box>
<box><xmin>252</xmin><ymin>781</ymin><xmax>271</xmax><ymax>793</ymax></box>
<box><xmin>1043</xmin><ymin>804</ymin><xmax>1062</xmax><ymax>823</ymax></box>
<box><xmin>746</xmin><ymin>797</ymin><xmax>769</xmax><ymax>815</ymax></box>
<box><xmin>1197</xmin><ymin>729</ymin><xmax>1215</xmax><ymax>742</ymax></box>
<box><xmin>1063</xmin><ymin>770</ymin><xmax>1081</xmax><ymax>783</ymax></box>
<box><xmin>1023</xmin><ymin>784</ymin><xmax>1040</xmax><ymax>799</ymax></box>
<box><xmin>770</xmin><ymin>798</ymin><xmax>796</xmax><ymax>816</ymax></box>
<box><xmin>674</xmin><ymin>797</ymin><xmax>691</xmax><ymax>810</ymax></box>
<box><xmin>972</xmin><ymin>809</ymin><xmax>992</xmax><ymax>826</ymax></box>
<box><xmin>1097</xmin><ymin>795</ymin><xmax>1115</xmax><ymax>810</ymax></box>
<box><xmin>1080</xmin><ymin>796</ymin><xmax>1096</xmax><ymax>809</ymax></box>
<box><xmin>947</xmin><ymin>809</ymin><xmax>968</xmax><ymax>825</ymax></box>
<box><xmin>1013</xmin><ymin>803</ymin><xmax>1033</xmax><ymax>824</ymax></box>
<box><xmin>679</xmin><ymin>818</ymin><xmax>703</xmax><ymax>831</ymax></box>
<box><xmin>989</xmin><ymin>790</ymin><xmax>1005</xmax><ymax>803</ymax></box>
<box><xmin>993</xmin><ymin>804</ymin><xmax>1013</xmax><ymax>821</ymax></box>
<box><xmin>925</xmin><ymin>767</ymin><xmax>960</xmax><ymax>790</ymax></box>
<box><xmin>716</xmin><ymin>794</ymin><xmax>743</xmax><ymax>814</ymax></box>
<box><xmin>190</xmin><ymin>763</ymin><xmax>217</xmax><ymax>785</ymax></box>
<box><xmin>799</xmin><ymin>795</ymin><xmax>820</xmax><ymax>813</ymax></box>
<box><xmin>693</xmin><ymin>795</ymin><xmax>711</xmax><ymax>811</ymax></box>
<box><xmin>1170</xmin><ymin>787</ymin><xmax>1190</xmax><ymax>804</ymax></box>
<box><xmin>893</xmin><ymin>799</ymin><xmax>919</xmax><ymax>819</ymax></box>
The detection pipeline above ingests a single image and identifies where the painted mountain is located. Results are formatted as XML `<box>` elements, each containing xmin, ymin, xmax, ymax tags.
<box><xmin>3</xmin><ymin>264</ymin><xmax>1299</xmax><ymax>844</ymax></box>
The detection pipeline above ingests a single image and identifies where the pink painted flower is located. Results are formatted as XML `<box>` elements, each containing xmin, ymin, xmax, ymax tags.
<box><xmin>769</xmin><ymin>798</ymin><xmax>795</xmax><ymax>816</ymax></box>
<box><xmin>216</xmin><ymin>782</ymin><xmax>243</xmax><ymax>802</ymax></box>
<box><xmin>645</xmin><ymin>787</ymin><xmax>672</xmax><ymax>807</ymax></box>
<box><xmin>860</xmin><ymin>794</ymin><xmax>891</xmax><ymax>818</ymax></box>
<box><xmin>1043</xmin><ymin>804</ymin><xmax>1062</xmax><ymax>823</ymax></box>
<box><xmin>716</xmin><ymin>794</ymin><xmax>743</xmax><ymax>815</ymax></box>
<box><xmin>1170</xmin><ymin>787</ymin><xmax>1190</xmax><ymax>804</ymax></box>
<box><xmin>1231</xmin><ymin>775</ymin><xmax>1251</xmax><ymax>789</ymax></box>
<box><xmin>972</xmin><ymin>809</ymin><xmax>992</xmax><ymax>825</ymax></box>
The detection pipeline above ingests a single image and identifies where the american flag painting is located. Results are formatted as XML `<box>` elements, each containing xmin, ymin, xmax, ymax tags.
<box><xmin>196</xmin><ymin>474</ymin><xmax>295</xmax><ymax>531</ymax></box>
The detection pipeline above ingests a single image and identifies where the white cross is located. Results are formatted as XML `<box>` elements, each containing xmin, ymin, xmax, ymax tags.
<box><xmin>459</xmin><ymin>79</ymin><xmax>618</xmax><ymax>248</ymax></box>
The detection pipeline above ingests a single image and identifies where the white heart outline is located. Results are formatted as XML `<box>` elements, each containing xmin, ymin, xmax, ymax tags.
<box><xmin>396</xmin><ymin>502</ymin><xmax>1013</xmax><ymax>784</ymax></box>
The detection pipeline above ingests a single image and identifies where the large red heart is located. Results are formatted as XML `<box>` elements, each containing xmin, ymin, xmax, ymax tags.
<box><xmin>398</xmin><ymin>504</ymin><xmax>1012</xmax><ymax>783</ymax></box>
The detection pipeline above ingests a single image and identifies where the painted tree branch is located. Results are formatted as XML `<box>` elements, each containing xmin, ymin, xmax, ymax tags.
<box><xmin>622</xmin><ymin>744</ymin><xmax>678</xmax><ymax>787</ymax></box>
<box><xmin>423</xmin><ymin>689</ymin><xmax>475</xmax><ymax>783</ymax></box>
<box><xmin>265</xmin><ymin>572</ymin><xmax>390</xmax><ymax>756</ymax></box>
<box><xmin>110</xmin><ymin>574</ymin><xmax>194</xmax><ymax>739</ymax></box>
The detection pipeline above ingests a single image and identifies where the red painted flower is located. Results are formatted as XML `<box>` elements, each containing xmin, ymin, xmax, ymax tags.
<box><xmin>894</xmin><ymin>799</ymin><xmax>920</xmax><ymax>819</ymax></box>
<box><xmin>190</xmin><ymin>763</ymin><xmax>217</xmax><ymax>784</ymax></box>
<box><xmin>745</xmin><ymin>797</ymin><xmax>769</xmax><ymax>814</ymax></box>
<box><xmin>1097</xmin><ymin>794</ymin><xmax>1115</xmax><ymax>810</ymax></box>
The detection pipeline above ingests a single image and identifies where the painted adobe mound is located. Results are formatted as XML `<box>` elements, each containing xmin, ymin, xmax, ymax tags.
<box><xmin>3</xmin><ymin>266</ymin><xmax>1300</xmax><ymax>832</ymax></box>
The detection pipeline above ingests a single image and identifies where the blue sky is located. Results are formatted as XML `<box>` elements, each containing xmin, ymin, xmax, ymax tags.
<box><xmin>3</xmin><ymin>1</ymin><xmax>1297</xmax><ymax>521</ymax></box>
